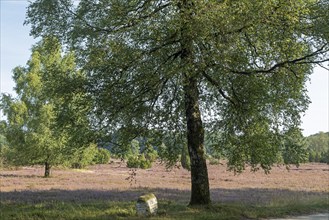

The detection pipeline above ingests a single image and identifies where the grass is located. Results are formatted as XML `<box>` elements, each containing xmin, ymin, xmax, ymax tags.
<box><xmin>1</xmin><ymin>197</ymin><xmax>328</xmax><ymax>220</ymax></box>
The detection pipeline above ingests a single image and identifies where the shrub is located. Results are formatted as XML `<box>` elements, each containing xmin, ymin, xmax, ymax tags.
<box><xmin>143</xmin><ymin>143</ymin><xmax>158</xmax><ymax>162</ymax></box>
<box><xmin>126</xmin><ymin>154</ymin><xmax>152</xmax><ymax>169</ymax></box>
<box><xmin>93</xmin><ymin>148</ymin><xmax>111</xmax><ymax>164</ymax></box>
<box><xmin>139</xmin><ymin>154</ymin><xmax>152</xmax><ymax>169</ymax></box>
<box><xmin>127</xmin><ymin>156</ymin><xmax>140</xmax><ymax>168</ymax></box>
<box><xmin>70</xmin><ymin>144</ymin><xmax>98</xmax><ymax>169</ymax></box>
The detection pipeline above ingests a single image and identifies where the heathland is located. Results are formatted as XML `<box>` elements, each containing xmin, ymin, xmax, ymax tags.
<box><xmin>0</xmin><ymin>161</ymin><xmax>328</xmax><ymax>219</ymax></box>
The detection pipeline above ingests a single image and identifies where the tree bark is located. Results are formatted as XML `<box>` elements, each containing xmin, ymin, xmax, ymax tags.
<box><xmin>179</xmin><ymin>0</ymin><xmax>211</xmax><ymax>206</ymax></box>
<box><xmin>44</xmin><ymin>162</ymin><xmax>51</xmax><ymax>177</ymax></box>
<box><xmin>184</xmin><ymin>77</ymin><xmax>211</xmax><ymax>205</ymax></box>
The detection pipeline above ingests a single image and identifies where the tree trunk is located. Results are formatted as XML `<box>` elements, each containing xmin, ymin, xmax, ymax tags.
<box><xmin>179</xmin><ymin>0</ymin><xmax>210</xmax><ymax>205</ymax></box>
<box><xmin>44</xmin><ymin>162</ymin><xmax>51</xmax><ymax>177</ymax></box>
<box><xmin>184</xmin><ymin>77</ymin><xmax>211</xmax><ymax>205</ymax></box>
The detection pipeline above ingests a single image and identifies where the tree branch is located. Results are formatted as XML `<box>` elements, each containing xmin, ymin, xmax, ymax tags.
<box><xmin>201</xmin><ymin>71</ymin><xmax>236</xmax><ymax>106</ymax></box>
<box><xmin>229</xmin><ymin>44</ymin><xmax>329</xmax><ymax>75</ymax></box>
<box><xmin>62</xmin><ymin>1</ymin><xmax>171</xmax><ymax>34</ymax></box>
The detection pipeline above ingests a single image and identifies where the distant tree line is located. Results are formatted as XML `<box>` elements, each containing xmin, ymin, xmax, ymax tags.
<box><xmin>306</xmin><ymin>132</ymin><xmax>329</xmax><ymax>164</ymax></box>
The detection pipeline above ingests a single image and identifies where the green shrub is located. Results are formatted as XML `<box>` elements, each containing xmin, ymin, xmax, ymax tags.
<box><xmin>143</xmin><ymin>143</ymin><xmax>158</xmax><ymax>162</ymax></box>
<box><xmin>93</xmin><ymin>148</ymin><xmax>111</xmax><ymax>164</ymax></box>
<box><xmin>139</xmin><ymin>154</ymin><xmax>152</xmax><ymax>169</ymax></box>
<box><xmin>126</xmin><ymin>154</ymin><xmax>152</xmax><ymax>169</ymax></box>
<box><xmin>127</xmin><ymin>156</ymin><xmax>140</xmax><ymax>168</ymax></box>
<box><xmin>70</xmin><ymin>144</ymin><xmax>98</xmax><ymax>169</ymax></box>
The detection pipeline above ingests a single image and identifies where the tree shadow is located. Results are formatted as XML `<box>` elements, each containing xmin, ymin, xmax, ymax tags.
<box><xmin>0</xmin><ymin>174</ymin><xmax>43</xmax><ymax>178</ymax></box>
<box><xmin>0</xmin><ymin>187</ymin><xmax>326</xmax><ymax>205</ymax></box>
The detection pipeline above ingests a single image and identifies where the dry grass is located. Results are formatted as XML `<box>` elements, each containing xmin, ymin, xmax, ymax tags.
<box><xmin>1</xmin><ymin>160</ymin><xmax>328</xmax><ymax>205</ymax></box>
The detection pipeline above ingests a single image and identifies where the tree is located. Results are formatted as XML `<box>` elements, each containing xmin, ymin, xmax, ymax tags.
<box><xmin>0</xmin><ymin>38</ymin><xmax>94</xmax><ymax>177</ymax></box>
<box><xmin>26</xmin><ymin>0</ymin><xmax>328</xmax><ymax>204</ymax></box>
<box><xmin>281</xmin><ymin>128</ymin><xmax>307</xmax><ymax>165</ymax></box>
<box><xmin>305</xmin><ymin>132</ymin><xmax>329</xmax><ymax>163</ymax></box>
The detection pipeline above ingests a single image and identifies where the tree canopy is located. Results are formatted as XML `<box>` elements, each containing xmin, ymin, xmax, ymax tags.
<box><xmin>0</xmin><ymin>38</ymin><xmax>95</xmax><ymax>177</ymax></box>
<box><xmin>25</xmin><ymin>0</ymin><xmax>328</xmax><ymax>204</ymax></box>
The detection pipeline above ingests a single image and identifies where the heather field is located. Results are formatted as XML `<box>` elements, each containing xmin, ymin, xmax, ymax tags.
<box><xmin>1</xmin><ymin>161</ymin><xmax>328</xmax><ymax>219</ymax></box>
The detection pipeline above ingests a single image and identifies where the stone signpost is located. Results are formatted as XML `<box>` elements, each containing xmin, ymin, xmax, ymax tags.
<box><xmin>136</xmin><ymin>193</ymin><xmax>158</xmax><ymax>216</ymax></box>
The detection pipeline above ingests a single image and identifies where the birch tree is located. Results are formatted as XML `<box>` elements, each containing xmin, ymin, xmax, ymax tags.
<box><xmin>26</xmin><ymin>0</ymin><xmax>328</xmax><ymax>204</ymax></box>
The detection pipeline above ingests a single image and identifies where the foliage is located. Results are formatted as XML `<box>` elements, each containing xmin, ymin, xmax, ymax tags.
<box><xmin>69</xmin><ymin>144</ymin><xmax>98</xmax><ymax>169</ymax></box>
<box><xmin>156</xmin><ymin>134</ymin><xmax>184</xmax><ymax>169</ymax></box>
<box><xmin>281</xmin><ymin>128</ymin><xmax>308</xmax><ymax>165</ymax></box>
<box><xmin>139</xmin><ymin>154</ymin><xmax>152</xmax><ymax>169</ymax></box>
<box><xmin>0</xmin><ymin>134</ymin><xmax>8</xmax><ymax>167</ymax></box>
<box><xmin>142</xmin><ymin>142</ymin><xmax>158</xmax><ymax>163</ymax></box>
<box><xmin>0</xmin><ymin>134</ymin><xmax>7</xmax><ymax>148</ymax></box>
<box><xmin>25</xmin><ymin>0</ymin><xmax>329</xmax><ymax>169</ymax></box>
<box><xmin>0</xmin><ymin>37</ymin><xmax>95</xmax><ymax>176</ymax></box>
<box><xmin>126</xmin><ymin>156</ymin><xmax>140</xmax><ymax>169</ymax></box>
<box><xmin>93</xmin><ymin>148</ymin><xmax>111</xmax><ymax>165</ymax></box>
<box><xmin>110</xmin><ymin>139</ymin><xmax>140</xmax><ymax>160</ymax></box>
<box><xmin>205</xmin><ymin>132</ymin><xmax>224</xmax><ymax>160</ymax></box>
<box><xmin>113</xmin><ymin>139</ymin><xmax>157</xmax><ymax>169</ymax></box>
<box><xmin>180</xmin><ymin>144</ymin><xmax>191</xmax><ymax>171</ymax></box>
<box><xmin>306</xmin><ymin>132</ymin><xmax>329</xmax><ymax>163</ymax></box>
<box><xmin>25</xmin><ymin>0</ymin><xmax>329</xmax><ymax>202</ymax></box>
<box><xmin>126</xmin><ymin>154</ymin><xmax>152</xmax><ymax>169</ymax></box>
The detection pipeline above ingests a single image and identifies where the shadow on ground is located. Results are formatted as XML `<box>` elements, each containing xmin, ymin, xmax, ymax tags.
<box><xmin>0</xmin><ymin>187</ymin><xmax>327</xmax><ymax>204</ymax></box>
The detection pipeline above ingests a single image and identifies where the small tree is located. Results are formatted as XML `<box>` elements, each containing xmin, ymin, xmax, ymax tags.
<box><xmin>282</xmin><ymin>128</ymin><xmax>307</xmax><ymax>166</ymax></box>
<box><xmin>70</xmin><ymin>144</ymin><xmax>98</xmax><ymax>169</ymax></box>
<box><xmin>1</xmin><ymin>38</ymin><xmax>94</xmax><ymax>177</ymax></box>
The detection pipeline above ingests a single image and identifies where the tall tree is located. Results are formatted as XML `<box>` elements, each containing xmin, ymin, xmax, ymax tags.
<box><xmin>26</xmin><ymin>0</ymin><xmax>328</xmax><ymax>204</ymax></box>
<box><xmin>1</xmin><ymin>38</ymin><xmax>93</xmax><ymax>177</ymax></box>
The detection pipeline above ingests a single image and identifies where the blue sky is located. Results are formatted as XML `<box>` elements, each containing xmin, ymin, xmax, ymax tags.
<box><xmin>1</xmin><ymin>0</ymin><xmax>328</xmax><ymax>136</ymax></box>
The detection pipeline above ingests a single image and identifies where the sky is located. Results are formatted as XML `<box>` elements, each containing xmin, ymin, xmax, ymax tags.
<box><xmin>1</xmin><ymin>0</ymin><xmax>328</xmax><ymax>136</ymax></box>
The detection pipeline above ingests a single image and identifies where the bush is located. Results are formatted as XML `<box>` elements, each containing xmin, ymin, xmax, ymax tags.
<box><xmin>126</xmin><ymin>154</ymin><xmax>152</xmax><ymax>169</ymax></box>
<box><xmin>139</xmin><ymin>154</ymin><xmax>152</xmax><ymax>169</ymax></box>
<box><xmin>93</xmin><ymin>148</ymin><xmax>111</xmax><ymax>164</ymax></box>
<box><xmin>142</xmin><ymin>143</ymin><xmax>158</xmax><ymax>162</ymax></box>
<box><xmin>127</xmin><ymin>156</ymin><xmax>140</xmax><ymax>168</ymax></box>
<box><xmin>70</xmin><ymin>144</ymin><xmax>98</xmax><ymax>169</ymax></box>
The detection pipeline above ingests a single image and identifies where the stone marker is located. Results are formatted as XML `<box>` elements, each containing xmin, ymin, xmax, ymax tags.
<box><xmin>136</xmin><ymin>193</ymin><xmax>158</xmax><ymax>216</ymax></box>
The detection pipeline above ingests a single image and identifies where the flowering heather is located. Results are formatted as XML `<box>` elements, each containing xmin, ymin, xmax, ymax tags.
<box><xmin>0</xmin><ymin>161</ymin><xmax>328</xmax><ymax>204</ymax></box>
